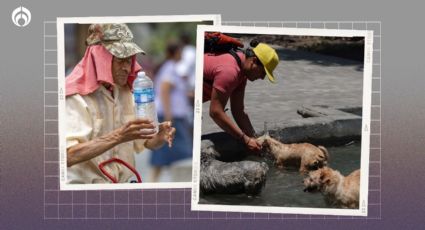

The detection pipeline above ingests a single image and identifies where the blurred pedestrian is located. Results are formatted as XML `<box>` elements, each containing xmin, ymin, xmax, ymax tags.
<box><xmin>150</xmin><ymin>42</ymin><xmax>192</xmax><ymax>182</ymax></box>
<box><xmin>176</xmin><ymin>33</ymin><xmax>196</xmax><ymax>129</ymax></box>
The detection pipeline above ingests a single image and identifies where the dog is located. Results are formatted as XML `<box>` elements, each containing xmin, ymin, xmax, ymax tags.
<box><xmin>303</xmin><ymin>167</ymin><xmax>360</xmax><ymax>208</ymax></box>
<box><xmin>257</xmin><ymin>135</ymin><xmax>329</xmax><ymax>174</ymax></box>
<box><xmin>200</xmin><ymin>146</ymin><xmax>269</xmax><ymax>196</ymax></box>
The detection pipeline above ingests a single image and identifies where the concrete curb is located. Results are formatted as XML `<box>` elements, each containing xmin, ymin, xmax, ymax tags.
<box><xmin>201</xmin><ymin>105</ymin><xmax>362</xmax><ymax>154</ymax></box>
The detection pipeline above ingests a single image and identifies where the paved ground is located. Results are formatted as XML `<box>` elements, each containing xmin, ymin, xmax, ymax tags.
<box><xmin>202</xmin><ymin>47</ymin><xmax>364</xmax><ymax>135</ymax></box>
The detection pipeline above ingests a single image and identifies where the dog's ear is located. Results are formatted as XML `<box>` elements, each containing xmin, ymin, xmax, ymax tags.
<box><xmin>262</xmin><ymin>138</ymin><xmax>269</xmax><ymax>147</ymax></box>
<box><xmin>319</xmin><ymin>174</ymin><xmax>328</xmax><ymax>184</ymax></box>
<box><xmin>318</xmin><ymin>146</ymin><xmax>329</xmax><ymax>160</ymax></box>
<box><xmin>320</xmin><ymin>168</ymin><xmax>332</xmax><ymax>184</ymax></box>
<box><xmin>319</xmin><ymin>169</ymin><xmax>328</xmax><ymax>181</ymax></box>
<box><xmin>324</xmin><ymin>178</ymin><xmax>331</xmax><ymax>185</ymax></box>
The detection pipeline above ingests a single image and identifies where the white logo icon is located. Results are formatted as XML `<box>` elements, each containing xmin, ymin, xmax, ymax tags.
<box><xmin>12</xmin><ymin>6</ymin><xmax>31</xmax><ymax>27</ymax></box>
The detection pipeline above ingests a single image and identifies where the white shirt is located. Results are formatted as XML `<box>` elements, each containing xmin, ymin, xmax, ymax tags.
<box><xmin>66</xmin><ymin>85</ymin><xmax>145</xmax><ymax>184</ymax></box>
<box><xmin>154</xmin><ymin>60</ymin><xmax>190</xmax><ymax>118</ymax></box>
<box><xmin>176</xmin><ymin>45</ymin><xmax>196</xmax><ymax>91</ymax></box>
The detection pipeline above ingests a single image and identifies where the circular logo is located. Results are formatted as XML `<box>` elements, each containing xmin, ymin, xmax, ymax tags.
<box><xmin>11</xmin><ymin>6</ymin><xmax>31</xmax><ymax>27</ymax></box>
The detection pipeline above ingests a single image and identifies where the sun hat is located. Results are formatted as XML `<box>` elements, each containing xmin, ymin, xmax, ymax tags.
<box><xmin>252</xmin><ymin>43</ymin><xmax>279</xmax><ymax>82</ymax></box>
<box><xmin>65</xmin><ymin>45</ymin><xmax>142</xmax><ymax>96</ymax></box>
<box><xmin>86</xmin><ymin>23</ymin><xmax>145</xmax><ymax>58</ymax></box>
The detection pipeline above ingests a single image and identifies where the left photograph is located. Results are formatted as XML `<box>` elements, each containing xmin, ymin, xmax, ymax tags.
<box><xmin>57</xmin><ymin>15</ymin><xmax>220</xmax><ymax>190</ymax></box>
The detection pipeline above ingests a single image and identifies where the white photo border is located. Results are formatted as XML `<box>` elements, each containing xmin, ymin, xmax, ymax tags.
<box><xmin>57</xmin><ymin>15</ymin><xmax>221</xmax><ymax>191</ymax></box>
<box><xmin>191</xmin><ymin>25</ymin><xmax>373</xmax><ymax>216</ymax></box>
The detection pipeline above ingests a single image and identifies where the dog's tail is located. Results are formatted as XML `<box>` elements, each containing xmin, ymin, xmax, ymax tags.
<box><xmin>318</xmin><ymin>146</ymin><xmax>329</xmax><ymax>161</ymax></box>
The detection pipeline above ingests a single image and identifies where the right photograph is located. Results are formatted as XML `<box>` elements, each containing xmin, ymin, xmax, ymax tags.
<box><xmin>192</xmin><ymin>25</ymin><xmax>373</xmax><ymax>216</ymax></box>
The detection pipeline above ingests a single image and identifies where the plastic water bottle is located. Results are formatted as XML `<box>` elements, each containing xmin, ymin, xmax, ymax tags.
<box><xmin>133</xmin><ymin>71</ymin><xmax>158</xmax><ymax>133</ymax></box>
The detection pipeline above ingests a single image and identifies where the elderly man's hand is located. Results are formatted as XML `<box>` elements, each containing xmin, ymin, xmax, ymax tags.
<box><xmin>115</xmin><ymin>119</ymin><xmax>156</xmax><ymax>144</ymax></box>
<box><xmin>157</xmin><ymin>121</ymin><xmax>176</xmax><ymax>147</ymax></box>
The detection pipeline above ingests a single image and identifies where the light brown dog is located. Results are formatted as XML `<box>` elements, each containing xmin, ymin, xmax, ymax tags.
<box><xmin>303</xmin><ymin>167</ymin><xmax>360</xmax><ymax>209</ymax></box>
<box><xmin>257</xmin><ymin>135</ymin><xmax>329</xmax><ymax>174</ymax></box>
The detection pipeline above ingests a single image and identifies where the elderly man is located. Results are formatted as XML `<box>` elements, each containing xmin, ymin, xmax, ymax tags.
<box><xmin>65</xmin><ymin>24</ymin><xmax>175</xmax><ymax>184</ymax></box>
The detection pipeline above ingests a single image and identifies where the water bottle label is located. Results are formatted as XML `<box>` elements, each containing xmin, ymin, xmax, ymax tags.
<box><xmin>134</xmin><ymin>88</ymin><xmax>155</xmax><ymax>103</ymax></box>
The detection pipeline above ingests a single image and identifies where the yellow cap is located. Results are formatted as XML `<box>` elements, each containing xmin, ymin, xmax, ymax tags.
<box><xmin>252</xmin><ymin>43</ymin><xmax>279</xmax><ymax>82</ymax></box>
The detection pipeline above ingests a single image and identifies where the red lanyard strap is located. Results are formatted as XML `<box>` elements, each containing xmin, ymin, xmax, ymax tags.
<box><xmin>98</xmin><ymin>157</ymin><xmax>142</xmax><ymax>183</ymax></box>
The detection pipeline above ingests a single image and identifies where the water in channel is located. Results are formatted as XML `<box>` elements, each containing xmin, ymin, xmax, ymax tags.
<box><xmin>199</xmin><ymin>142</ymin><xmax>361</xmax><ymax>208</ymax></box>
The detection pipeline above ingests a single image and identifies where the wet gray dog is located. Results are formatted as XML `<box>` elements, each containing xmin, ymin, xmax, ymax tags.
<box><xmin>200</xmin><ymin>146</ymin><xmax>269</xmax><ymax>195</ymax></box>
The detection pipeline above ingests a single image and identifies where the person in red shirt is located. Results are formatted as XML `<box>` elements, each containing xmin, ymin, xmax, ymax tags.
<box><xmin>203</xmin><ymin>40</ymin><xmax>279</xmax><ymax>152</ymax></box>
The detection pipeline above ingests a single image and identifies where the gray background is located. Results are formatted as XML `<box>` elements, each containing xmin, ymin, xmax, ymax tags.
<box><xmin>0</xmin><ymin>0</ymin><xmax>423</xmax><ymax>229</ymax></box>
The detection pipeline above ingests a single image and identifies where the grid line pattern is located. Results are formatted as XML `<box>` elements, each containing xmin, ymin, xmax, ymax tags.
<box><xmin>44</xmin><ymin>21</ymin><xmax>381</xmax><ymax>220</ymax></box>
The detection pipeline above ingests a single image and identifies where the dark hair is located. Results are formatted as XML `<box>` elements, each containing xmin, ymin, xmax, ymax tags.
<box><xmin>153</xmin><ymin>42</ymin><xmax>181</xmax><ymax>76</ymax></box>
<box><xmin>166</xmin><ymin>42</ymin><xmax>182</xmax><ymax>59</ymax></box>
<box><xmin>250</xmin><ymin>39</ymin><xmax>260</xmax><ymax>48</ymax></box>
<box><xmin>245</xmin><ymin>39</ymin><xmax>260</xmax><ymax>58</ymax></box>
<box><xmin>180</xmin><ymin>32</ymin><xmax>192</xmax><ymax>45</ymax></box>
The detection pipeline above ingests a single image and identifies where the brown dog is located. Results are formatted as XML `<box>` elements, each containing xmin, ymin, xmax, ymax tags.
<box><xmin>303</xmin><ymin>167</ymin><xmax>360</xmax><ymax>209</ymax></box>
<box><xmin>257</xmin><ymin>135</ymin><xmax>329</xmax><ymax>174</ymax></box>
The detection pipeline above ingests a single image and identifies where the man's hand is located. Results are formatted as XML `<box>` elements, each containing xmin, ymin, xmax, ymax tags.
<box><xmin>243</xmin><ymin>135</ymin><xmax>262</xmax><ymax>153</ymax></box>
<box><xmin>157</xmin><ymin>121</ymin><xmax>176</xmax><ymax>147</ymax></box>
<box><xmin>114</xmin><ymin>119</ymin><xmax>157</xmax><ymax>144</ymax></box>
<box><xmin>67</xmin><ymin>118</ymin><xmax>156</xmax><ymax>167</ymax></box>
